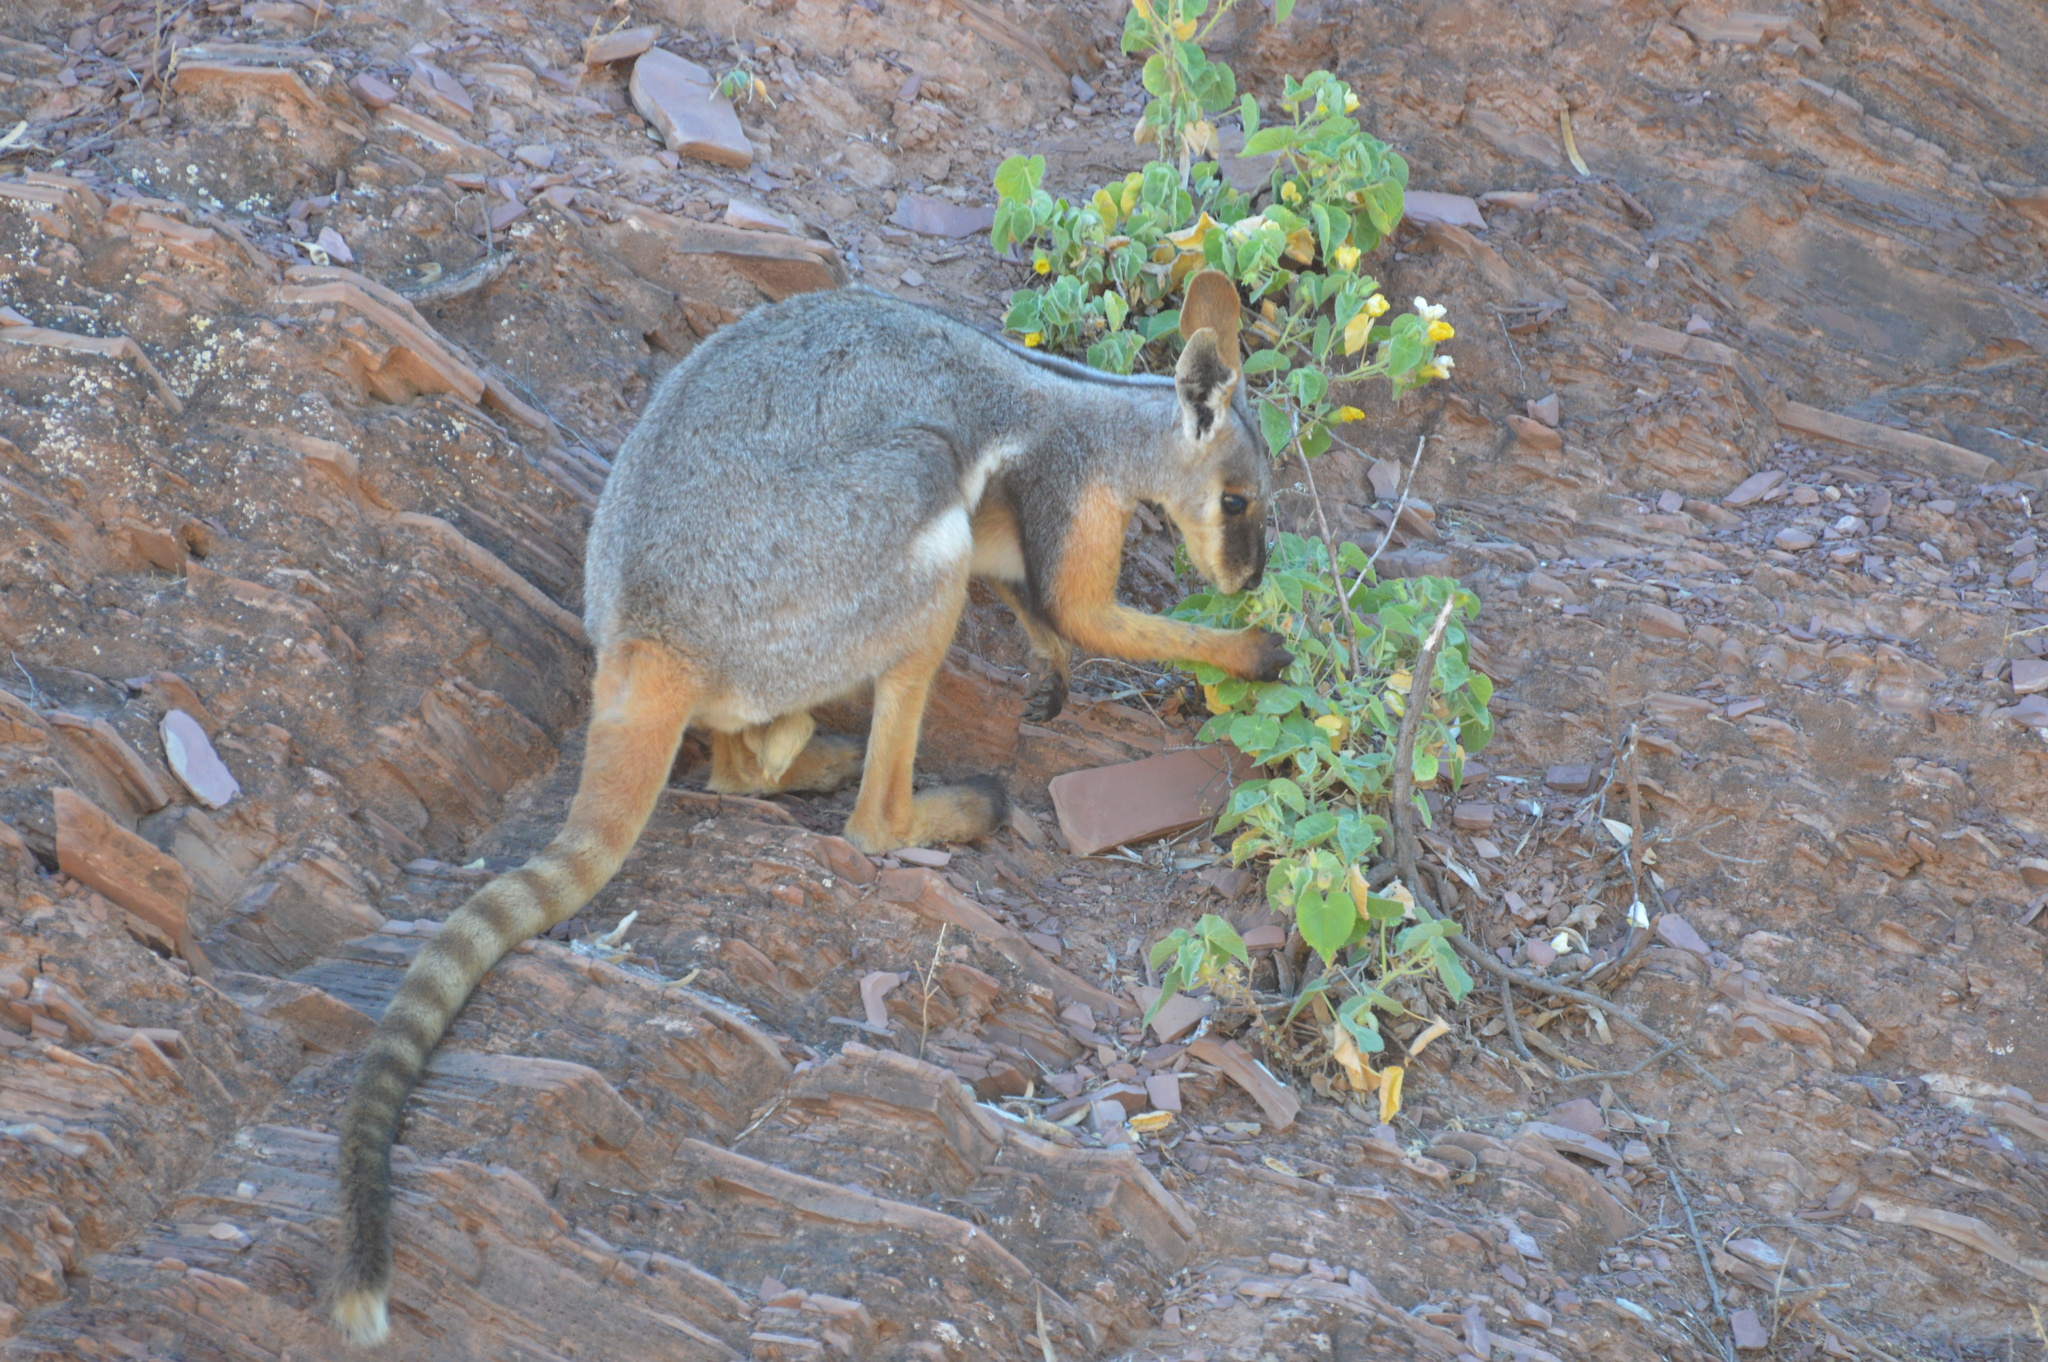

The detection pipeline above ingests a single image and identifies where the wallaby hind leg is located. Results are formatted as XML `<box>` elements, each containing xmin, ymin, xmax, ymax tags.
<box><xmin>987</xmin><ymin>580</ymin><xmax>1071</xmax><ymax>723</ymax></box>
<box><xmin>843</xmin><ymin>608</ymin><xmax>1007</xmax><ymax>854</ymax></box>
<box><xmin>708</xmin><ymin>726</ymin><xmax>863</xmax><ymax>795</ymax></box>
<box><xmin>331</xmin><ymin>638</ymin><xmax>697</xmax><ymax>1346</ymax></box>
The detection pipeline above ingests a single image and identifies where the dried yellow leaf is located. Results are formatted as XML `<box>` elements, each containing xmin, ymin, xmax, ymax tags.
<box><xmin>1561</xmin><ymin>109</ymin><xmax>1590</xmax><ymax>177</ymax></box>
<box><xmin>1128</xmin><ymin>1110</ymin><xmax>1174</xmax><ymax>1133</ymax></box>
<box><xmin>1378</xmin><ymin>1064</ymin><xmax>1405</xmax><ymax>1124</ymax></box>
<box><xmin>1407</xmin><ymin>1018</ymin><xmax>1452</xmax><ymax>1058</ymax></box>
<box><xmin>1166</xmin><ymin>211</ymin><xmax>1221</xmax><ymax>251</ymax></box>
<box><xmin>1331</xmin><ymin>1027</ymin><xmax>1371</xmax><ymax>1092</ymax></box>
<box><xmin>1345</xmin><ymin>863</ymin><xmax>1371</xmax><ymax>916</ymax></box>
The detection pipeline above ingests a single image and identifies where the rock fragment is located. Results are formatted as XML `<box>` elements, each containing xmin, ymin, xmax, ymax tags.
<box><xmin>1048</xmin><ymin>745</ymin><xmax>1254</xmax><ymax>856</ymax></box>
<box><xmin>161</xmin><ymin>709</ymin><xmax>240</xmax><ymax>809</ymax></box>
<box><xmin>888</xmin><ymin>193</ymin><xmax>996</xmax><ymax>238</ymax></box>
<box><xmin>629</xmin><ymin>49</ymin><xmax>751</xmax><ymax>169</ymax></box>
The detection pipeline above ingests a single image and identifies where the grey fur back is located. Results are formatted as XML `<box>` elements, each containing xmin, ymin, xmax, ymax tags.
<box><xmin>584</xmin><ymin>286</ymin><xmax>1232</xmax><ymax>719</ymax></box>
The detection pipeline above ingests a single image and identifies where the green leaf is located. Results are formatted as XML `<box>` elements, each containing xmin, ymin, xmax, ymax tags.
<box><xmin>1336</xmin><ymin>995</ymin><xmax>1383</xmax><ymax>1051</ymax></box>
<box><xmin>1266</xmin><ymin>859</ymin><xmax>1295</xmax><ymax>910</ymax></box>
<box><xmin>1141</xmin><ymin>52</ymin><xmax>1171</xmax><ymax>97</ymax></box>
<box><xmin>1002</xmin><ymin>290</ymin><xmax>1043</xmax><ymax>334</ymax></box>
<box><xmin>1149</xmin><ymin>928</ymin><xmax>1192</xmax><ymax>969</ymax></box>
<box><xmin>1239</xmin><ymin>93</ymin><xmax>1260</xmax><ymax>138</ymax></box>
<box><xmin>1140</xmin><ymin>308</ymin><xmax>1183</xmax><ymax>340</ymax></box>
<box><xmin>1240</xmin><ymin>126</ymin><xmax>1293</xmax><ymax>157</ymax></box>
<box><xmin>1295</xmin><ymin>887</ymin><xmax>1354</xmax><ymax>966</ymax></box>
<box><xmin>1228</xmin><ymin>712</ymin><xmax>1282</xmax><ymax>754</ymax></box>
<box><xmin>1291</xmin><ymin>808</ymin><xmax>1337</xmax><ymax>846</ymax></box>
<box><xmin>1103</xmin><ymin>291</ymin><xmax>1128</xmax><ymax>331</ymax></box>
<box><xmin>1431</xmin><ymin>938</ymin><xmax>1475</xmax><ymax>1002</ymax></box>
<box><xmin>1266</xmin><ymin>777</ymin><xmax>1307</xmax><ymax>813</ymax></box>
<box><xmin>1288</xmin><ymin>366</ymin><xmax>1328</xmax><ymax>406</ymax></box>
<box><xmin>994</xmin><ymin>155</ymin><xmax>1045</xmax><ymax>202</ymax></box>
<box><xmin>1240</xmin><ymin>348</ymin><xmax>1291</xmax><ymax>376</ymax></box>
<box><xmin>1253</xmin><ymin>684</ymin><xmax>1305</xmax><ymax>715</ymax></box>
<box><xmin>1120</xmin><ymin>3</ymin><xmax>1155</xmax><ymax>53</ymax></box>
<box><xmin>1275</xmin><ymin>0</ymin><xmax>1296</xmax><ymax>24</ymax></box>
<box><xmin>1198</xmin><ymin>913</ymin><xmax>1250</xmax><ymax>967</ymax></box>
<box><xmin>1363</xmin><ymin>891</ymin><xmax>1406</xmax><ymax>924</ymax></box>
<box><xmin>1257</xmin><ymin>397</ymin><xmax>1291</xmax><ymax>454</ymax></box>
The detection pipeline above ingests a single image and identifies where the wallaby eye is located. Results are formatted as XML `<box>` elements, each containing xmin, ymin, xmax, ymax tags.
<box><xmin>1221</xmin><ymin>494</ymin><xmax>1248</xmax><ymax>516</ymax></box>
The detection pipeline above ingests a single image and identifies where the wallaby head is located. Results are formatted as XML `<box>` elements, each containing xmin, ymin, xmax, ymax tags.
<box><xmin>1154</xmin><ymin>270</ymin><xmax>1271</xmax><ymax>595</ymax></box>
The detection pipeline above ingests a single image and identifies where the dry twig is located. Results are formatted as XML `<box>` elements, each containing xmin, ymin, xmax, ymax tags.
<box><xmin>1662</xmin><ymin>1149</ymin><xmax>1735</xmax><ymax>1362</ymax></box>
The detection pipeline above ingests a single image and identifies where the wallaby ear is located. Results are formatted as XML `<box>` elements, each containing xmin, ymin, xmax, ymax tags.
<box><xmin>1175</xmin><ymin>327</ymin><xmax>1237</xmax><ymax>444</ymax></box>
<box><xmin>1180</xmin><ymin>268</ymin><xmax>1242</xmax><ymax>370</ymax></box>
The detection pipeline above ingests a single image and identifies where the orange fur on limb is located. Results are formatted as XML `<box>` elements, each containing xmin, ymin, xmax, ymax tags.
<box><xmin>1048</xmin><ymin>484</ymin><xmax>1289</xmax><ymax>679</ymax></box>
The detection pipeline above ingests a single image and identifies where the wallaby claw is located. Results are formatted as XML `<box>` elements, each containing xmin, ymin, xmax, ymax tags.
<box><xmin>1023</xmin><ymin>667</ymin><xmax>1067</xmax><ymax>724</ymax></box>
<box><xmin>1247</xmin><ymin>629</ymin><xmax>1292</xmax><ymax>682</ymax></box>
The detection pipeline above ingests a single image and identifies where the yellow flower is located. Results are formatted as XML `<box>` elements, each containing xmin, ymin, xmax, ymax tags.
<box><xmin>1426</xmin><ymin>319</ymin><xmax>1454</xmax><ymax>343</ymax></box>
<box><xmin>1033</xmin><ymin>255</ymin><xmax>1051</xmax><ymax>275</ymax></box>
<box><xmin>1413</xmin><ymin>295</ymin><xmax>1447</xmax><ymax>321</ymax></box>
<box><xmin>1024</xmin><ymin>332</ymin><xmax>1043</xmax><ymax>347</ymax></box>
<box><xmin>1281</xmin><ymin>180</ymin><xmax>1302</xmax><ymax>204</ymax></box>
<box><xmin>1334</xmin><ymin>405</ymin><xmax>1365</xmax><ymax>423</ymax></box>
<box><xmin>1365</xmin><ymin>292</ymin><xmax>1389</xmax><ymax>317</ymax></box>
<box><xmin>1343</xmin><ymin>92</ymin><xmax>1359</xmax><ymax>113</ymax></box>
<box><xmin>1333</xmin><ymin>243</ymin><xmax>1361</xmax><ymax>272</ymax></box>
<box><xmin>1130</xmin><ymin>0</ymin><xmax>1156</xmax><ymax>20</ymax></box>
<box><xmin>1424</xmin><ymin>355</ymin><xmax>1455</xmax><ymax>380</ymax></box>
<box><xmin>1171</xmin><ymin>17</ymin><xmax>1197</xmax><ymax>39</ymax></box>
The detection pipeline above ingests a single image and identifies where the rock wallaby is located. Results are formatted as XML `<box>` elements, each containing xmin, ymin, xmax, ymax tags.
<box><xmin>329</xmin><ymin>269</ymin><xmax>1288</xmax><ymax>1343</ymax></box>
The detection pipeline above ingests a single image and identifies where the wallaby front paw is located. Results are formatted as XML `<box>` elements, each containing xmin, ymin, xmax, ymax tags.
<box><xmin>1234</xmin><ymin>628</ymin><xmax>1292</xmax><ymax>682</ymax></box>
<box><xmin>1022</xmin><ymin>668</ymin><xmax>1067</xmax><ymax>724</ymax></box>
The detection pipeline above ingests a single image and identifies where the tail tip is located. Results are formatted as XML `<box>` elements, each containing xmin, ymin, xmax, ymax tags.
<box><xmin>913</xmin><ymin>776</ymin><xmax>1007</xmax><ymax>845</ymax></box>
<box><xmin>331</xmin><ymin>1287</ymin><xmax>390</xmax><ymax>1347</ymax></box>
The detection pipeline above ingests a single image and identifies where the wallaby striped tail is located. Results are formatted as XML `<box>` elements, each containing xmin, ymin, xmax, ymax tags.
<box><xmin>329</xmin><ymin>641</ymin><xmax>697</xmax><ymax>1345</ymax></box>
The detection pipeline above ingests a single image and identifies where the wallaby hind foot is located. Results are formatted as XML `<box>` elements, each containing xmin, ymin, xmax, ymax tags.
<box><xmin>709</xmin><ymin>727</ymin><xmax>864</xmax><ymax>795</ymax></box>
<box><xmin>1022</xmin><ymin>667</ymin><xmax>1067</xmax><ymax>724</ymax></box>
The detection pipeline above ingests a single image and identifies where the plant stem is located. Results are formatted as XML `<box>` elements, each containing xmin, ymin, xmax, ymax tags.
<box><xmin>1362</xmin><ymin>432</ymin><xmax>1426</xmax><ymax>576</ymax></box>
<box><xmin>1389</xmin><ymin>593</ymin><xmax>1456</xmax><ymax>887</ymax></box>
<box><xmin>1288</xmin><ymin>425</ymin><xmax>1362</xmax><ymax>675</ymax></box>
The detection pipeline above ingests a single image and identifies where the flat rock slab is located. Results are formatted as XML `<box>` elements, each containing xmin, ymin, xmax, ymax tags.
<box><xmin>1187</xmin><ymin>1036</ymin><xmax>1299</xmax><ymax>1131</ymax></box>
<box><xmin>1403</xmin><ymin>190</ymin><xmax>1487</xmax><ymax>230</ymax></box>
<box><xmin>53</xmin><ymin>786</ymin><xmax>191</xmax><ymax>941</ymax></box>
<box><xmin>161</xmin><ymin>707</ymin><xmax>240</xmax><ymax>808</ymax></box>
<box><xmin>889</xmin><ymin>193</ymin><xmax>996</xmax><ymax>238</ymax></box>
<box><xmin>1049</xmin><ymin>744</ymin><xmax>1254</xmax><ymax>857</ymax></box>
<box><xmin>629</xmin><ymin>47</ymin><xmax>750</xmax><ymax>169</ymax></box>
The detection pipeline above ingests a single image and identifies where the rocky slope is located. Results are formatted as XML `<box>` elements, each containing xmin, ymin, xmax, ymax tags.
<box><xmin>2</xmin><ymin>0</ymin><xmax>2047</xmax><ymax>1357</ymax></box>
